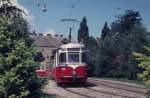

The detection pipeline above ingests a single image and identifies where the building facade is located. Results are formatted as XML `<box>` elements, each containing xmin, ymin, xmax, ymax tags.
<box><xmin>30</xmin><ymin>33</ymin><xmax>64</xmax><ymax>70</ymax></box>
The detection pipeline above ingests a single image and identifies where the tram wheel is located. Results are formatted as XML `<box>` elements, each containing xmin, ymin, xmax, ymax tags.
<box><xmin>50</xmin><ymin>76</ymin><xmax>54</xmax><ymax>80</ymax></box>
<box><xmin>57</xmin><ymin>83</ymin><xmax>62</xmax><ymax>86</ymax></box>
<box><xmin>57</xmin><ymin>83</ymin><xmax>65</xmax><ymax>87</ymax></box>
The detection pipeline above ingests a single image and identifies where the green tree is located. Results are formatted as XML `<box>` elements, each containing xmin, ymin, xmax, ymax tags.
<box><xmin>98</xmin><ymin>10</ymin><xmax>148</xmax><ymax>79</ymax></box>
<box><xmin>111</xmin><ymin>10</ymin><xmax>141</xmax><ymax>36</ymax></box>
<box><xmin>85</xmin><ymin>36</ymin><xmax>99</xmax><ymax>76</ymax></box>
<box><xmin>77</xmin><ymin>16</ymin><xmax>99</xmax><ymax>75</ymax></box>
<box><xmin>133</xmin><ymin>47</ymin><xmax>150</xmax><ymax>96</ymax></box>
<box><xmin>101</xmin><ymin>22</ymin><xmax>110</xmax><ymax>41</ymax></box>
<box><xmin>34</xmin><ymin>51</ymin><xmax>45</xmax><ymax>62</ymax></box>
<box><xmin>78</xmin><ymin>16</ymin><xmax>89</xmax><ymax>44</ymax></box>
<box><xmin>0</xmin><ymin>1</ymin><xmax>45</xmax><ymax>98</ymax></box>
<box><xmin>0</xmin><ymin>0</ymin><xmax>22</xmax><ymax>17</ymax></box>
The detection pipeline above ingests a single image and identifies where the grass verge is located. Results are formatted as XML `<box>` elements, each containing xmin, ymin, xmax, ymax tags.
<box><xmin>41</xmin><ymin>93</ymin><xmax>56</xmax><ymax>98</ymax></box>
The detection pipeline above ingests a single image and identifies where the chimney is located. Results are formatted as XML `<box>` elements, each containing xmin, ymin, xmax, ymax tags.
<box><xmin>39</xmin><ymin>33</ymin><xmax>43</xmax><ymax>36</ymax></box>
<box><xmin>55</xmin><ymin>34</ymin><xmax>58</xmax><ymax>37</ymax></box>
<box><xmin>60</xmin><ymin>35</ymin><xmax>63</xmax><ymax>37</ymax></box>
<box><xmin>46</xmin><ymin>34</ymin><xmax>51</xmax><ymax>36</ymax></box>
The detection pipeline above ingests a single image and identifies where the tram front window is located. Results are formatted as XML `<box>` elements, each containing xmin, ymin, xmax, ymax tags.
<box><xmin>59</xmin><ymin>53</ymin><xmax>66</xmax><ymax>63</ymax></box>
<box><xmin>68</xmin><ymin>52</ymin><xmax>79</xmax><ymax>63</ymax></box>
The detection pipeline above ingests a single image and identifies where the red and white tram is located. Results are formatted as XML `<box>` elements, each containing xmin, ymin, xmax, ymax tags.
<box><xmin>51</xmin><ymin>43</ymin><xmax>87</xmax><ymax>84</ymax></box>
<box><xmin>36</xmin><ymin>61</ymin><xmax>50</xmax><ymax>77</ymax></box>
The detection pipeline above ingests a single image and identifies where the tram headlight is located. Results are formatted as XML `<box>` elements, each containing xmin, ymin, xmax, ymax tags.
<box><xmin>72</xmin><ymin>70</ymin><xmax>76</xmax><ymax>75</ymax></box>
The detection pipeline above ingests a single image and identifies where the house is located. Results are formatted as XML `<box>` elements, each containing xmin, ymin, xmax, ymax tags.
<box><xmin>30</xmin><ymin>33</ymin><xmax>64</xmax><ymax>70</ymax></box>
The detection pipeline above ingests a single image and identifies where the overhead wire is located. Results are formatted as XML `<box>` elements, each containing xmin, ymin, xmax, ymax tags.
<box><xmin>20</xmin><ymin>0</ymin><xmax>150</xmax><ymax>10</ymax></box>
<box><xmin>20</xmin><ymin>0</ymin><xmax>150</xmax><ymax>34</ymax></box>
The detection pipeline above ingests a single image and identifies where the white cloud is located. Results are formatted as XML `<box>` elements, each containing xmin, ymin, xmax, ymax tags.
<box><xmin>11</xmin><ymin>0</ymin><xmax>34</xmax><ymax>25</ymax></box>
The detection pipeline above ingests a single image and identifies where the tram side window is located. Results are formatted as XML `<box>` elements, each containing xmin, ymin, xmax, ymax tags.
<box><xmin>59</xmin><ymin>53</ymin><xmax>66</xmax><ymax>63</ymax></box>
<box><xmin>82</xmin><ymin>52</ymin><xmax>87</xmax><ymax>63</ymax></box>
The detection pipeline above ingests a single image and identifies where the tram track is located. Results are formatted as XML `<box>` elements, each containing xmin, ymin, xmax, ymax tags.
<box><xmin>63</xmin><ymin>87</ymin><xmax>96</xmax><ymax>98</ymax></box>
<box><xmin>64</xmin><ymin>87</ymin><xmax>143</xmax><ymax>98</ymax></box>
<box><xmin>85</xmin><ymin>87</ymin><xmax>138</xmax><ymax>98</ymax></box>
<box><xmin>45</xmin><ymin>79</ymin><xmax>147</xmax><ymax>98</ymax></box>
<box><xmin>88</xmin><ymin>78</ymin><xmax>147</xmax><ymax>94</ymax></box>
<box><xmin>62</xmin><ymin>78</ymin><xmax>146</xmax><ymax>97</ymax></box>
<box><xmin>61</xmin><ymin>79</ymin><xmax>146</xmax><ymax>98</ymax></box>
<box><xmin>63</xmin><ymin>86</ymin><xmax>139</xmax><ymax>98</ymax></box>
<box><xmin>62</xmin><ymin>83</ymin><xmax>145</xmax><ymax>98</ymax></box>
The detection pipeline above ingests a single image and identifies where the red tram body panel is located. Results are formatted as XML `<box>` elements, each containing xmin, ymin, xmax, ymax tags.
<box><xmin>52</xmin><ymin>65</ymin><xmax>87</xmax><ymax>83</ymax></box>
<box><xmin>36</xmin><ymin>70</ymin><xmax>48</xmax><ymax>77</ymax></box>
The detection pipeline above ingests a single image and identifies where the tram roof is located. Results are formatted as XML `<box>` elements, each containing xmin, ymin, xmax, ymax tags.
<box><xmin>60</xmin><ymin>43</ymin><xmax>85</xmax><ymax>49</ymax></box>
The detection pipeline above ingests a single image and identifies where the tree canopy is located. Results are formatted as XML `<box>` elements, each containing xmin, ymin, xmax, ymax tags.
<box><xmin>78</xmin><ymin>16</ymin><xmax>89</xmax><ymax>44</ymax></box>
<box><xmin>101</xmin><ymin>22</ymin><xmax>110</xmax><ymax>41</ymax></box>
<box><xmin>96</xmin><ymin>10</ymin><xmax>149</xmax><ymax>79</ymax></box>
<box><xmin>0</xmin><ymin>1</ymin><xmax>45</xmax><ymax>98</ymax></box>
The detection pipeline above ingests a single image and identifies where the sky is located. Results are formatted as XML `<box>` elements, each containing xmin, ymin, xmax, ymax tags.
<box><xmin>15</xmin><ymin>0</ymin><xmax>150</xmax><ymax>39</ymax></box>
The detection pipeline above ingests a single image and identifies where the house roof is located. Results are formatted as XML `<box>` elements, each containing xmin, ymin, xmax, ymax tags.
<box><xmin>30</xmin><ymin>35</ymin><xmax>63</xmax><ymax>48</ymax></box>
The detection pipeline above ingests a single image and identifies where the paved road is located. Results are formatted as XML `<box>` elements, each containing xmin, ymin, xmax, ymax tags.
<box><xmin>43</xmin><ymin>78</ymin><xmax>147</xmax><ymax>98</ymax></box>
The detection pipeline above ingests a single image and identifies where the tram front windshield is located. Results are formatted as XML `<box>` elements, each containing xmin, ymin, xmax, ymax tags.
<box><xmin>68</xmin><ymin>52</ymin><xmax>79</xmax><ymax>63</ymax></box>
<box><xmin>59</xmin><ymin>52</ymin><xmax>86</xmax><ymax>64</ymax></box>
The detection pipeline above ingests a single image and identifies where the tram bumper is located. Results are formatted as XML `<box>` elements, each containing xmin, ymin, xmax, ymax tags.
<box><xmin>60</xmin><ymin>76</ymin><xmax>87</xmax><ymax>83</ymax></box>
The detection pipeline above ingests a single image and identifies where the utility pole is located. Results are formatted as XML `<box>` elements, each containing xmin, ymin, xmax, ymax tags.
<box><xmin>60</xmin><ymin>19</ymin><xmax>78</xmax><ymax>43</ymax></box>
<box><xmin>68</xmin><ymin>27</ymin><xmax>73</xmax><ymax>42</ymax></box>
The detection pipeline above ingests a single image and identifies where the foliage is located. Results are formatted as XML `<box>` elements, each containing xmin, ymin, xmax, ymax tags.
<box><xmin>85</xmin><ymin>36</ymin><xmax>99</xmax><ymax>76</ymax></box>
<box><xmin>0</xmin><ymin>0</ymin><xmax>23</xmax><ymax>17</ymax></box>
<box><xmin>0</xmin><ymin>1</ymin><xmax>45</xmax><ymax>98</ymax></box>
<box><xmin>34</xmin><ymin>51</ymin><xmax>45</xmax><ymax>62</ymax></box>
<box><xmin>133</xmin><ymin>47</ymin><xmax>150</xmax><ymax>97</ymax></box>
<box><xmin>101</xmin><ymin>22</ymin><xmax>110</xmax><ymax>40</ymax></box>
<box><xmin>97</xmin><ymin>10</ymin><xmax>148</xmax><ymax>79</ymax></box>
<box><xmin>133</xmin><ymin>47</ymin><xmax>150</xmax><ymax>87</ymax></box>
<box><xmin>41</xmin><ymin>93</ymin><xmax>55</xmax><ymax>98</ymax></box>
<box><xmin>77</xmin><ymin>11</ymin><xmax>149</xmax><ymax>80</ymax></box>
<box><xmin>111</xmin><ymin>10</ymin><xmax>141</xmax><ymax>36</ymax></box>
<box><xmin>77</xmin><ymin>16</ymin><xmax>99</xmax><ymax>76</ymax></box>
<box><xmin>78</xmin><ymin>16</ymin><xmax>89</xmax><ymax>44</ymax></box>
